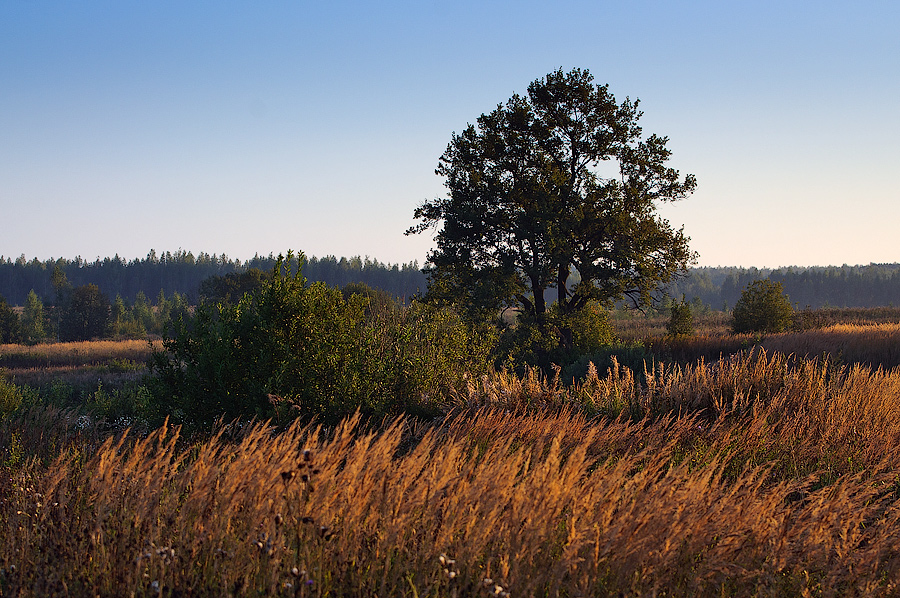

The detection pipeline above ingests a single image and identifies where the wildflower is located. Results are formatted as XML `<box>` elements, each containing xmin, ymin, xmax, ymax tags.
<box><xmin>439</xmin><ymin>553</ymin><xmax>458</xmax><ymax>580</ymax></box>
<box><xmin>255</xmin><ymin>534</ymin><xmax>274</xmax><ymax>556</ymax></box>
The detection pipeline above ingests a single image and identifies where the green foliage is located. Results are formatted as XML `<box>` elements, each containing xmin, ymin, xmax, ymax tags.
<box><xmin>666</xmin><ymin>295</ymin><xmax>694</xmax><ymax>337</ymax></box>
<box><xmin>110</xmin><ymin>293</ymin><xmax>145</xmax><ymax>338</ymax></box>
<box><xmin>497</xmin><ymin>301</ymin><xmax>616</xmax><ymax>372</ymax></box>
<box><xmin>199</xmin><ymin>268</ymin><xmax>271</xmax><ymax>305</ymax></box>
<box><xmin>0</xmin><ymin>295</ymin><xmax>20</xmax><ymax>344</ymax></box>
<box><xmin>0</xmin><ymin>370</ymin><xmax>25</xmax><ymax>416</ymax></box>
<box><xmin>358</xmin><ymin>301</ymin><xmax>496</xmax><ymax>415</ymax></box>
<box><xmin>21</xmin><ymin>290</ymin><xmax>46</xmax><ymax>343</ymax></box>
<box><xmin>341</xmin><ymin>281</ymin><xmax>397</xmax><ymax>314</ymax></box>
<box><xmin>732</xmin><ymin>280</ymin><xmax>794</xmax><ymax>334</ymax></box>
<box><xmin>149</xmin><ymin>252</ymin><xmax>492</xmax><ymax>431</ymax></box>
<box><xmin>563</xmin><ymin>300</ymin><xmax>616</xmax><ymax>354</ymax></box>
<box><xmin>408</xmin><ymin>67</ymin><xmax>696</xmax><ymax>353</ymax></box>
<box><xmin>58</xmin><ymin>284</ymin><xmax>111</xmax><ymax>341</ymax></box>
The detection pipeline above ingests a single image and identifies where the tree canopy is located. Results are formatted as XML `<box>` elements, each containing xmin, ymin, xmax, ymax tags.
<box><xmin>408</xmin><ymin>67</ymin><xmax>697</xmax><ymax>349</ymax></box>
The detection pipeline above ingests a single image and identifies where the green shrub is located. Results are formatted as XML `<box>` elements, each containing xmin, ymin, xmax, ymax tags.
<box><xmin>666</xmin><ymin>295</ymin><xmax>694</xmax><ymax>337</ymax></box>
<box><xmin>732</xmin><ymin>280</ymin><xmax>794</xmax><ymax>334</ymax></box>
<box><xmin>494</xmin><ymin>301</ymin><xmax>616</xmax><ymax>374</ymax></box>
<box><xmin>0</xmin><ymin>371</ymin><xmax>24</xmax><ymax>416</ymax></box>
<box><xmin>0</xmin><ymin>295</ymin><xmax>21</xmax><ymax>344</ymax></box>
<box><xmin>564</xmin><ymin>301</ymin><xmax>616</xmax><ymax>354</ymax></box>
<box><xmin>0</xmin><ymin>371</ymin><xmax>40</xmax><ymax>418</ymax></box>
<box><xmin>149</xmin><ymin>252</ymin><xmax>494</xmax><ymax>431</ymax></box>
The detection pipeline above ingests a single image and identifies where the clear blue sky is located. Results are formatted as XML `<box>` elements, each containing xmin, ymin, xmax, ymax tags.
<box><xmin>2</xmin><ymin>1</ymin><xmax>898</xmax><ymax>268</ymax></box>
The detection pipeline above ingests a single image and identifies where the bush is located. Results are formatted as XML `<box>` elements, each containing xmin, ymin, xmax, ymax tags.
<box><xmin>732</xmin><ymin>280</ymin><xmax>794</xmax><ymax>334</ymax></box>
<box><xmin>58</xmin><ymin>284</ymin><xmax>111</xmax><ymax>341</ymax></box>
<box><xmin>666</xmin><ymin>295</ymin><xmax>694</xmax><ymax>337</ymax></box>
<box><xmin>149</xmin><ymin>252</ymin><xmax>494</xmax><ymax>431</ymax></box>
<box><xmin>494</xmin><ymin>301</ymin><xmax>616</xmax><ymax>374</ymax></box>
<box><xmin>0</xmin><ymin>295</ymin><xmax>20</xmax><ymax>344</ymax></box>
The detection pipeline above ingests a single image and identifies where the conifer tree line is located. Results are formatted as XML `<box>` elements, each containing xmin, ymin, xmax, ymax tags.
<box><xmin>1</xmin><ymin>251</ymin><xmax>899</xmax><ymax>316</ymax></box>
<box><xmin>667</xmin><ymin>264</ymin><xmax>900</xmax><ymax>310</ymax></box>
<box><xmin>0</xmin><ymin>250</ymin><xmax>427</xmax><ymax>307</ymax></box>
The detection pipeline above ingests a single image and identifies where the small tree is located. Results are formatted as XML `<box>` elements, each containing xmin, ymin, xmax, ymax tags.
<box><xmin>59</xmin><ymin>284</ymin><xmax>111</xmax><ymax>341</ymax></box>
<box><xmin>731</xmin><ymin>280</ymin><xmax>793</xmax><ymax>334</ymax></box>
<box><xmin>21</xmin><ymin>290</ymin><xmax>46</xmax><ymax>344</ymax></box>
<box><xmin>666</xmin><ymin>295</ymin><xmax>694</xmax><ymax>337</ymax></box>
<box><xmin>0</xmin><ymin>295</ymin><xmax>21</xmax><ymax>344</ymax></box>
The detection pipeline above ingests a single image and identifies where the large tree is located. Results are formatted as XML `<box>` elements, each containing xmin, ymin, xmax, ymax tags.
<box><xmin>408</xmin><ymin>67</ymin><xmax>697</xmax><ymax>348</ymax></box>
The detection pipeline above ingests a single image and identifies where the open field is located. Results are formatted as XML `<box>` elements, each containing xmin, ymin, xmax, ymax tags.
<box><xmin>4</xmin><ymin>351</ymin><xmax>900</xmax><ymax>596</ymax></box>
<box><xmin>3</xmin><ymin>313</ymin><xmax>900</xmax><ymax>595</ymax></box>
<box><xmin>612</xmin><ymin>306</ymin><xmax>900</xmax><ymax>343</ymax></box>
<box><xmin>0</xmin><ymin>340</ymin><xmax>160</xmax><ymax>389</ymax></box>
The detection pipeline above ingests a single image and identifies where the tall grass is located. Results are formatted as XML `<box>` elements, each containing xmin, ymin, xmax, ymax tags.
<box><xmin>760</xmin><ymin>322</ymin><xmax>900</xmax><ymax>370</ymax></box>
<box><xmin>0</xmin><ymin>340</ymin><xmax>159</xmax><ymax>369</ymax></box>
<box><xmin>635</xmin><ymin>322</ymin><xmax>900</xmax><ymax>371</ymax></box>
<box><xmin>0</xmin><ymin>340</ymin><xmax>159</xmax><ymax>390</ymax></box>
<box><xmin>4</xmin><ymin>352</ymin><xmax>900</xmax><ymax>596</ymax></box>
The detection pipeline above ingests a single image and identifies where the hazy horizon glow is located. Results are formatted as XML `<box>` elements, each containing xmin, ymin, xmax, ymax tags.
<box><xmin>2</xmin><ymin>1</ymin><xmax>898</xmax><ymax>269</ymax></box>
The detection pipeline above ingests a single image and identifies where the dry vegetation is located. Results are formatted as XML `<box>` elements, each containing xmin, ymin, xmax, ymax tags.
<box><xmin>0</xmin><ymin>340</ymin><xmax>160</xmax><ymax>388</ymax></box>
<box><xmin>4</xmin><ymin>349</ymin><xmax>900</xmax><ymax>596</ymax></box>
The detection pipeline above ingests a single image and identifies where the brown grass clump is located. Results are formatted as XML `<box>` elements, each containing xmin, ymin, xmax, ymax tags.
<box><xmin>4</xmin><ymin>352</ymin><xmax>900</xmax><ymax>596</ymax></box>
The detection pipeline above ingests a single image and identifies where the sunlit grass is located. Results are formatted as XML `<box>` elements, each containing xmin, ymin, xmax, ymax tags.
<box><xmin>4</xmin><ymin>351</ymin><xmax>900</xmax><ymax>596</ymax></box>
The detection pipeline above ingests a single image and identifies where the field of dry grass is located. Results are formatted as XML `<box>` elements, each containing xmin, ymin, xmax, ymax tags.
<box><xmin>0</xmin><ymin>340</ymin><xmax>160</xmax><ymax>388</ymax></box>
<box><xmin>4</xmin><ymin>350</ymin><xmax>900</xmax><ymax>596</ymax></box>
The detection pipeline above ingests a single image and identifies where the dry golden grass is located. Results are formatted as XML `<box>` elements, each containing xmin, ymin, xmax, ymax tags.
<box><xmin>4</xmin><ymin>352</ymin><xmax>900</xmax><ymax>596</ymax></box>
<box><xmin>761</xmin><ymin>323</ymin><xmax>900</xmax><ymax>370</ymax></box>
<box><xmin>613</xmin><ymin>311</ymin><xmax>732</xmax><ymax>342</ymax></box>
<box><xmin>0</xmin><ymin>340</ymin><xmax>161</xmax><ymax>369</ymax></box>
<box><xmin>633</xmin><ymin>322</ymin><xmax>900</xmax><ymax>371</ymax></box>
<box><xmin>0</xmin><ymin>339</ymin><xmax>161</xmax><ymax>388</ymax></box>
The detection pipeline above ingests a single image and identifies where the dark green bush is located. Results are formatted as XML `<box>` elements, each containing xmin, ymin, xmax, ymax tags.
<box><xmin>666</xmin><ymin>295</ymin><xmax>694</xmax><ymax>337</ymax></box>
<box><xmin>0</xmin><ymin>295</ymin><xmax>21</xmax><ymax>344</ymax></box>
<box><xmin>732</xmin><ymin>280</ymin><xmax>794</xmax><ymax>334</ymax></box>
<box><xmin>149</xmin><ymin>252</ymin><xmax>494</xmax><ymax>431</ymax></box>
<box><xmin>496</xmin><ymin>301</ymin><xmax>616</xmax><ymax>373</ymax></box>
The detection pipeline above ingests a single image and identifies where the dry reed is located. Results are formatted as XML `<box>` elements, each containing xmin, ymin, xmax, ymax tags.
<box><xmin>4</xmin><ymin>351</ymin><xmax>900</xmax><ymax>596</ymax></box>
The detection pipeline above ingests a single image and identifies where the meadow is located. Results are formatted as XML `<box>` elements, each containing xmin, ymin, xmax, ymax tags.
<box><xmin>2</xmin><ymin>311</ymin><xmax>900</xmax><ymax>596</ymax></box>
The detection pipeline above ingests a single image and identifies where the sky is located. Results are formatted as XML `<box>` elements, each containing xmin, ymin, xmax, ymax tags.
<box><xmin>2</xmin><ymin>1</ymin><xmax>898</xmax><ymax>268</ymax></box>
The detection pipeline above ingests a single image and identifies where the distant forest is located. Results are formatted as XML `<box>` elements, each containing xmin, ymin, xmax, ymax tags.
<box><xmin>0</xmin><ymin>251</ymin><xmax>426</xmax><ymax>307</ymax></box>
<box><xmin>1</xmin><ymin>251</ymin><xmax>899</xmax><ymax>310</ymax></box>
<box><xmin>667</xmin><ymin>264</ymin><xmax>900</xmax><ymax>310</ymax></box>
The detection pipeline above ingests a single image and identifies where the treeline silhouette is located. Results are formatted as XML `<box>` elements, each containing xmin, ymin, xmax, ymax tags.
<box><xmin>668</xmin><ymin>264</ymin><xmax>900</xmax><ymax>310</ymax></box>
<box><xmin>1</xmin><ymin>251</ymin><xmax>899</xmax><ymax>310</ymax></box>
<box><xmin>0</xmin><ymin>250</ymin><xmax>427</xmax><ymax>306</ymax></box>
